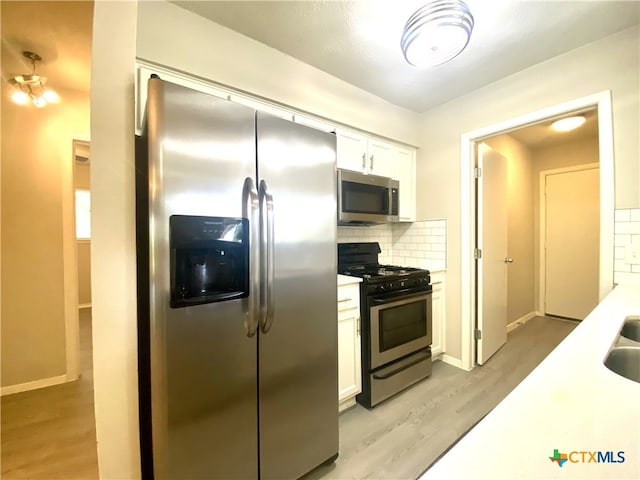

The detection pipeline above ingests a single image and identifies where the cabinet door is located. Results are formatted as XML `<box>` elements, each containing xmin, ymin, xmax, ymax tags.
<box><xmin>338</xmin><ymin>307</ymin><xmax>361</xmax><ymax>404</ymax></box>
<box><xmin>430</xmin><ymin>273</ymin><xmax>445</xmax><ymax>357</ymax></box>
<box><xmin>394</xmin><ymin>146</ymin><xmax>416</xmax><ymax>222</ymax></box>
<box><xmin>336</xmin><ymin>129</ymin><xmax>368</xmax><ymax>173</ymax></box>
<box><xmin>367</xmin><ymin>138</ymin><xmax>394</xmax><ymax>178</ymax></box>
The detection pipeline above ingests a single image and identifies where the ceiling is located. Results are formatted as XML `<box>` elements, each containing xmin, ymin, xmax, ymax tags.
<box><xmin>505</xmin><ymin>109</ymin><xmax>598</xmax><ymax>149</ymax></box>
<box><xmin>1</xmin><ymin>1</ymin><xmax>94</xmax><ymax>94</ymax></box>
<box><xmin>0</xmin><ymin>0</ymin><xmax>631</xmax><ymax>150</ymax></box>
<box><xmin>172</xmin><ymin>0</ymin><xmax>640</xmax><ymax>113</ymax></box>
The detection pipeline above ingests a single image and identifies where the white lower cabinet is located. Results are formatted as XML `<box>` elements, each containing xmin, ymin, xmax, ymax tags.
<box><xmin>430</xmin><ymin>272</ymin><xmax>446</xmax><ymax>357</ymax></box>
<box><xmin>337</xmin><ymin>280</ymin><xmax>362</xmax><ymax>412</ymax></box>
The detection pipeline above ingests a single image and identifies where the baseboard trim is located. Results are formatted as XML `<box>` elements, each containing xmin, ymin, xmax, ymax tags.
<box><xmin>78</xmin><ymin>303</ymin><xmax>92</xmax><ymax>309</ymax></box>
<box><xmin>441</xmin><ymin>354</ymin><xmax>467</xmax><ymax>370</ymax></box>
<box><xmin>507</xmin><ymin>311</ymin><xmax>538</xmax><ymax>333</ymax></box>
<box><xmin>1</xmin><ymin>374</ymin><xmax>71</xmax><ymax>396</ymax></box>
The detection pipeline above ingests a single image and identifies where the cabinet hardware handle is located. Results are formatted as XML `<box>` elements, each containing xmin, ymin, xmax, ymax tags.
<box><xmin>357</xmin><ymin>316</ymin><xmax>361</xmax><ymax>335</ymax></box>
<box><xmin>504</xmin><ymin>257</ymin><xmax>514</xmax><ymax>263</ymax></box>
<box><xmin>370</xmin><ymin>154</ymin><xmax>374</xmax><ymax>170</ymax></box>
<box><xmin>338</xmin><ymin>298</ymin><xmax>352</xmax><ymax>303</ymax></box>
<box><xmin>361</xmin><ymin>153</ymin><xmax>366</xmax><ymax>170</ymax></box>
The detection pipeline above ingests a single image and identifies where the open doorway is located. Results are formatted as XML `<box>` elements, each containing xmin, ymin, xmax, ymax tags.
<box><xmin>0</xmin><ymin>1</ymin><xmax>98</xmax><ymax>478</ymax></box>
<box><xmin>459</xmin><ymin>92</ymin><xmax>615</xmax><ymax>370</ymax></box>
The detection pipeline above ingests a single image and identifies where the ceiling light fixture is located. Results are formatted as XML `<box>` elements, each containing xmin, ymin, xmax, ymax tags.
<box><xmin>550</xmin><ymin>116</ymin><xmax>586</xmax><ymax>132</ymax></box>
<box><xmin>8</xmin><ymin>51</ymin><xmax>59</xmax><ymax>108</ymax></box>
<box><xmin>400</xmin><ymin>0</ymin><xmax>474</xmax><ymax>67</ymax></box>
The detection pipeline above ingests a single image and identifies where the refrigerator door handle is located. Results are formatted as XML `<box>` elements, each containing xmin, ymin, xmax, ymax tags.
<box><xmin>243</xmin><ymin>177</ymin><xmax>260</xmax><ymax>337</ymax></box>
<box><xmin>259</xmin><ymin>180</ymin><xmax>275</xmax><ymax>334</ymax></box>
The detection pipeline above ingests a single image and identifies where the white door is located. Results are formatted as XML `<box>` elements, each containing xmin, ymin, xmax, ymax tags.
<box><xmin>545</xmin><ymin>167</ymin><xmax>599</xmax><ymax>319</ymax></box>
<box><xmin>477</xmin><ymin>144</ymin><xmax>508</xmax><ymax>365</ymax></box>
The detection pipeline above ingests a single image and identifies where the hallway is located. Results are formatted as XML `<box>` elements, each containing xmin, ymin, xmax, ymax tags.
<box><xmin>1</xmin><ymin>309</ymin><xmax>98</xmax><ymax>479</ymax></box>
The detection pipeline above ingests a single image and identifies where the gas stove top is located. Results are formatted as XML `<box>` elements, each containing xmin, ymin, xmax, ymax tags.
<box><xmin>337</xmin><ymin>243</ymin><xmax>430</xmax><ymax>284</ymax></box>
<box><xmin>339</xmin><ymin>264</ymin><xmax>426</xmax><ymax>279</ymax></box>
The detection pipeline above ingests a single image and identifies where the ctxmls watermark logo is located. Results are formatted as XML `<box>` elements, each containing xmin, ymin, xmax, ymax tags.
<box><xmin>549</xmin><ymin>449</ymin><xmax>625</xmax><ymax>467</ymax></box>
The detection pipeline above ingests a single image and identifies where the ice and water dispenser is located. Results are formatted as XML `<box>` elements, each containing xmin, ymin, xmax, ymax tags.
<box><xmin>170</xmin><ymin>215</ymin><xmax>249</xmax><ymax>308</ymax></box>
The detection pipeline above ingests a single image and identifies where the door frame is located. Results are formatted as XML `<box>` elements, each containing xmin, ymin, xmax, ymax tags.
<box><xmin>539</xmin><ymin>163</ymin><xmax>600</xmax><ymax>317</ymax></box>
<box><xmin>459</xmin><ymin>91</ymin><xmax>614</xmax><ymax>371</ymax></box>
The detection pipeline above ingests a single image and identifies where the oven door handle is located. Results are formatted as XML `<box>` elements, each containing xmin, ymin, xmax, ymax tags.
<box><xmin>371</xmin><ymin>290</ymin><xmax>431</xmax><ymax>305</ymax></box>
<box><xmin>372</xmin><ymin>349</ymin><xmax>431</xmax><ymax>380</ymax></box>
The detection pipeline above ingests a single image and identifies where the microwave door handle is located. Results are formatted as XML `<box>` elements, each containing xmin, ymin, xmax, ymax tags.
<box><xmin>259</xmin><ymin>180</ymin><xmax>275</xmax><ymax>334</ymax></box>
<box><xmin>242</xmin><ymin>177</ymin><xmax>260</xmax><ymax>337</ymax></box>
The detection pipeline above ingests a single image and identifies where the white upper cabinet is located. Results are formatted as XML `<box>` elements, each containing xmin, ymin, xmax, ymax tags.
<box><xmin>336</xmin><ymin>129</ymin><xmax>393</xmax><ymax>178</ymax></box>
<box><xmin>394</xmin><ymin>146</ymin><xmax>417</xmax><ymax>222</ymax></box>
<box><xmin>366</xmin><ymin>138</ymin><xmax>394</xmax><ymax>178</ymax></box>
<box><xmin>335</xmin><ymin>129</ymin><xmax>369</xmax><ymax>173</ymax></box>
<box><xmin>336</xmin><ymin>128</ymin><xmax>417</xmax><ymax>222</ymax></box>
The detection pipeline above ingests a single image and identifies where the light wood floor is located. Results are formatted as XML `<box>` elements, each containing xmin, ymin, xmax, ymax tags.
<box><xmin>303</xmin><ymin>315</ymin><xmax>577</xmax><ymax>480</ymax></box>
<box><xmin>0</xmin><ymin>315</ymin><xmax>574</xmax><ymax>479</ymax></box>
<box><xmin>1</xmin><ymin>308</ymin><xmax>99</xmax><ymax>479</ymax></box>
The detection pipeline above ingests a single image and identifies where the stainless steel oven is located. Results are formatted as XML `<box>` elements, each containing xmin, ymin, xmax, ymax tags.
<box><xmin>369</xmin><ymin>290</ymin><xmax>432</xmax><ymax>370</ymax></box>
<box><xmin>338</xmin><ymin>242</ymin><xmax>433</xmax><ymax>408</ymax></box>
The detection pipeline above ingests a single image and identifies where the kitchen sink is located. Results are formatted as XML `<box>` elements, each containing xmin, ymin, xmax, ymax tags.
<box><xmin>620</xmin><ymin>316</ymin><xmax>640</xmax><ymax>342</ymax></box>
<box><xmin>604</xmin><ymin>347</ymin><xmax>640</xmax><ymax>383</ymax></box>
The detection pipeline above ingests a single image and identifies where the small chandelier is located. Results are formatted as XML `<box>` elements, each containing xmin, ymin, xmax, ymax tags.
<box><xmin>401</xmin><ymin>0</ymin><xmax>474</xmax><ymax>68</ymax></box>
<box><xmin>8</xmin><ymin>51</ymin><xmax>59</xmax><ymax>107</ymax></box>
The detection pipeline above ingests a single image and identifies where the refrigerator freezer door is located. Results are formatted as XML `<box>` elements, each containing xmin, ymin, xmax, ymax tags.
<box><xmin>256</xmin><ymin>113</ymin><xmax>339</xmax><ymax>479</ymax></box>
<box><xmin>146</xmin><ymin>78</ymin><xmax>259</xmax><ymax>479</ymax></box>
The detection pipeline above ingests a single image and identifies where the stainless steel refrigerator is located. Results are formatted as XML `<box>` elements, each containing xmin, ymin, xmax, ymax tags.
<box><xmin>136</xmin><ymin>77</ymin><xmax>339</xmax><ymax>479</ymax></box>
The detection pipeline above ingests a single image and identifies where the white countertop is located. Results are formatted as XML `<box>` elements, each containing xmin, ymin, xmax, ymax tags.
<box><xmin>337</xmin><ymin>274</ymin><xmax>362</xmax><ymax>286</ymax></box>
<box><xmin>421</xmin><ymin>283</ymin><xmax>640</xmax><ymax>480</ymax></box>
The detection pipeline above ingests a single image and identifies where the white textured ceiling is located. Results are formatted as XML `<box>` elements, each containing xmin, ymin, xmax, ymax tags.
<box><xmin>507</xmin><ymin>109</ymin><xmax>599</xmax><ymax>149</ymax></box>
<box><xmin>172</xmin><ymin>0</ymin><xmax>640</xmax><ymax>113</ymax></box>
<box><xmin>1</xmin><ymin>1</ymin><xmax>94</xmax><ymax>94</ymax></box>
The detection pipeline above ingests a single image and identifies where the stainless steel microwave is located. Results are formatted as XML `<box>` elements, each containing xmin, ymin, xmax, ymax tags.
<box><xmin>337</xmin><ymin>169</ymin><xmax>399</xmax><ymax>225</ymax></box>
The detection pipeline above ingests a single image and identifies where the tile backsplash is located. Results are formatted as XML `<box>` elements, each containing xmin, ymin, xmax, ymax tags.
<box><xmin>392</xmin><ymin>220</ymin><xmax>447</xmax><ymax>271</ymax></box>
<box><xmin>337</xmin><ymin>224</ymin><xmax>394</xmax><ymax>264</ymax></box>
<box><xmin>337</xmin><ymin>219</ymin><xmax>447</xmax><ymax>271</ymax></box>
<box><xmin>614</xmin><ymin>208</ymin><xmax>640</xmax><ymax>285</ymax></box>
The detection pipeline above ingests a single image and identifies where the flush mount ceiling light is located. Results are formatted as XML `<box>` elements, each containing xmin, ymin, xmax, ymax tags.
<box><xmin>8</xmin><ymin>51</ymin><xmax>59</xmax><ymax>108</ymax></box>
<box><xmin>550</xmin><ymin>116</ymin><xmax>586</xmax><ymax>132</ymax></box>
<box><xmin>400</xmin><ymin>0</ymin><xmax>474</xmax><ymax>67</ymax></box>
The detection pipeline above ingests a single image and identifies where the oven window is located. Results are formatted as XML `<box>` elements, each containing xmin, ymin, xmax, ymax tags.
<box><xmin>379</xmin><ymin>300</ymin><xmax>427</xmax><ymax>352</ymax></box>
<box><xmin>342</xmin><ymin>181</ymin><xmax>389</xmax><ymax>214</ymax></box>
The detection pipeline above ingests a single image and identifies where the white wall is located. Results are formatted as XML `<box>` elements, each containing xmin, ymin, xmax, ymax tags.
<box><xmin>1</xmin><ymin>84</ymin><xmax>89</xmax><ymax>391</ymax></box>
<box><xmin>91</xmin><ymin>1</ymin><xmax>139</xmax><ymax>478</ymax></box>
<box><xmin>417</xmin><ymin>26</ymin><xmax>639</xmax><ymax>360</ymax></box>
<box><xmin>136</xmin><ymin>1</ymin><xmax>421</xmax><ymax>146</ymax></box>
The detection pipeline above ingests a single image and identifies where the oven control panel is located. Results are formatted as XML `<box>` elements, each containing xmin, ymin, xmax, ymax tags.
<box><xmin>368</xmin><ymin>275</ymin><xmax>431</xmax><ymax>294</ymax></box>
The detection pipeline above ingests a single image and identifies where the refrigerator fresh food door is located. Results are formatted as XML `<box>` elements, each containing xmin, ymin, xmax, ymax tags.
<box><xmin>145</xmin><ymin>78</ymin><xmax>259</xmax><ymax>479</ymax></box>
<box><xmin>256</xmin><ymin>113</ymin><xmax>339</xmax><ymax>479</ymax></box>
